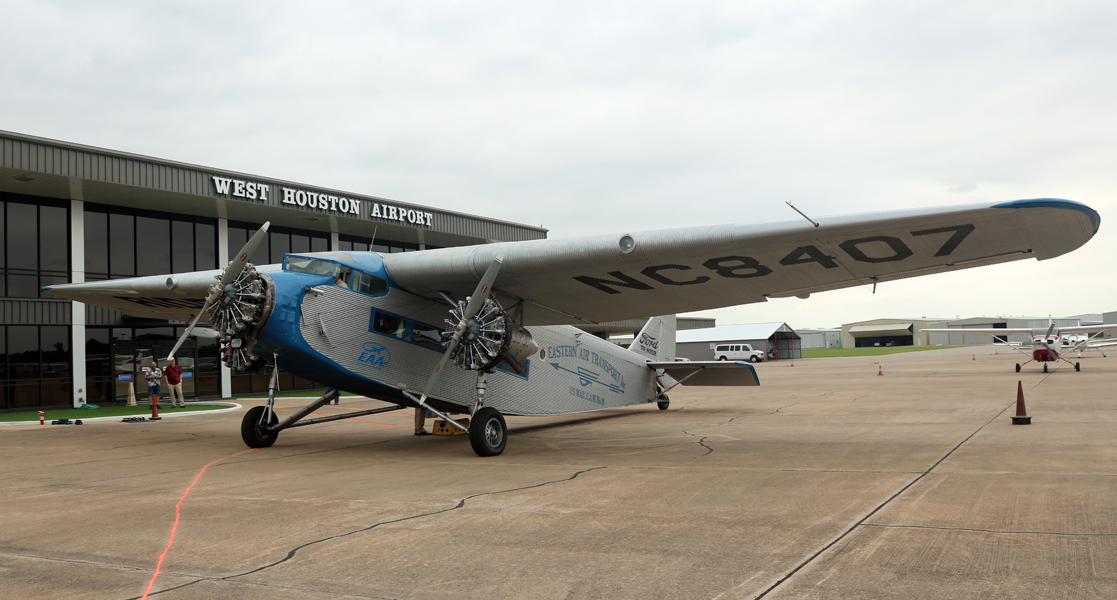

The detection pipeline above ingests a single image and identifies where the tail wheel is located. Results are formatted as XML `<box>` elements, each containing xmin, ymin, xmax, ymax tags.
<box><xmin>1075</xmin><ymin>362</ymin><xmax>1081</xmax><ymax>372</ymax></box>
<box><xmin>657</xmin><ymin>396</ymin><xmax>670</xmax><ymax>410</ymax></box>
<box><xmin>241</xmin><ymin>405</ymin><xmax>279</xmax><ymax>448</ymax></box>
<box><xmin>469</xmin><ymin>407</ymin><xmax>507</xmax><ymax>457</ymax></box>
<box><xmin>1043</xmin><ymin>364</ymin><xmax>1048</xmax><ymax>373</ymax></box>
<box><xmin>1015</xmin><ymin>364</ymin><xmax>1021</xmax><ymax>373</ymax></box>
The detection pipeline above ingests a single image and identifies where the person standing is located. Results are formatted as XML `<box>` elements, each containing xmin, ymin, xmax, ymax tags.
<box><xmin>145</xmin><ymin>361</ymin><xmax>162</xmax><ymax>409</ymax></box>
<box><xmin>414</xmin><ymin>407</ymin><xmax>430</xmax><ymax>435</ymax></box>
<box><xmin>164</xmin><ymin>357</ymin><xmax>185</xmax><ymax>408</ymax></box>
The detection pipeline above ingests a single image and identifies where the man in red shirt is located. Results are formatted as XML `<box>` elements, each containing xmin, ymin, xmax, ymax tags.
<box><xmin>164</xmin><ymin>357</ymin><xmax>186</xmax><ymax>408</ymax></box>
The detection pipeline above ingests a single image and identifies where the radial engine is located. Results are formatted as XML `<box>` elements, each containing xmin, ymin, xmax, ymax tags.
<box><xmin>443</xmin><ymin>296</ymin><xmax>537</xmax><ymax>374</ymax></box>
<box><xmin>205</xmin><ymin>264</ymin><xmax>275</xmax><ymax>372</ymax></box>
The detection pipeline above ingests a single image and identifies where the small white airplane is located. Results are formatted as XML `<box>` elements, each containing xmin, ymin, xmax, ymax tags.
<box><xmin>924</xmin><ymin>321</ymin><xmax>1117</xmax><ymax>372</ymax></box>
<box><xmin>45</xmin><ymin>198</ymin><xmax>1100</xmax><ymax>455</ymax></box>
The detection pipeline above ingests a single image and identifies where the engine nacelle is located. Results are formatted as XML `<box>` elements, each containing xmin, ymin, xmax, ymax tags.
<box><xmin>444</xmin><ymin>297</ymin><xmax>538</xmax><ymax>373</ymax></box>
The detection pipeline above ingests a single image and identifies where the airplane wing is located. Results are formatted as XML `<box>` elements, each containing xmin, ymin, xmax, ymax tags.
<box><xmin>1058</xmin><ymin>324</ymin><xmax>1117</xmax><ymax>335</ymax></box>
<box><xmin>383</xmin><ymin>199</ymin><xmax>1100</xmax><ymax>325</ymax></box>
<box><xmin>41</xmin><ymin>265</ymin><xmax>283</xmax><ymax>322</ymax></box>
<box><xmin>43</xmin><ymin>199</ymin><xmax>1099</xmax><ymax>326</ymax></box>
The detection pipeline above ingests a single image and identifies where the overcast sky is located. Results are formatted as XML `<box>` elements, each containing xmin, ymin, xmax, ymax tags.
<box><xmin>3</xmin><ymin>1</ymin><xmax>1115</xmax><ymax>328</ymax></box>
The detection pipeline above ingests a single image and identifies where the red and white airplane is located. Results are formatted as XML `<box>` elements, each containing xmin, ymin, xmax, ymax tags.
<box><xmin>924</xmin><ymin>322</ymin><xmax>1117</xmax><ymax>373</ymax></box>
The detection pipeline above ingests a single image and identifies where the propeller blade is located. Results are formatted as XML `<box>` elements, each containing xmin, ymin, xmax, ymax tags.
<box><xmin>419</xmin><ymin>253</ymin><xmax>504</xmax><ymax>400</ymax></box>
<box><xmin>167</xmin><ymin>222</ymin><xmax>271</xmax><ymax>359</ymax></box>
<box><xmin>1044</xmin><ymin>323</ymin><xmax>1058</xmax><ymax>359</ymax></box>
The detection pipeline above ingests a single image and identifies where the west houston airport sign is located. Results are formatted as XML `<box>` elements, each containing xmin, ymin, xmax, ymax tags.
<box><xmin>212</xmin><ymin>176</ymin><xmax>433</xmax><ymax>227</ymax></box>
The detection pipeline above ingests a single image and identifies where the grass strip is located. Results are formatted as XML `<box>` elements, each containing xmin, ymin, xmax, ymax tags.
<box><xmin>0</xmin><ymin>404</ymin><xmax>232</xmax><ymax>422</ymax></box>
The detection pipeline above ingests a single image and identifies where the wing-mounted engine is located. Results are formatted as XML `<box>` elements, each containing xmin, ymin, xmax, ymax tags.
<box><xmin>206</xmin><ymin>264</ymin><xmax>276</xmax><ymax>372</ymax></box>
<box><xmin>443</xmin><ymin>296</ymin><xmax>537</xmax><ymax>374</ymax></box>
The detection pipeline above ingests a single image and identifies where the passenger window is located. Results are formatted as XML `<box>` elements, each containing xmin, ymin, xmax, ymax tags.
<box><xmin>732</xmin><ymin>345</ymin><xmax>740</xmax><ymax>352</ymax></box>
<box><xmin>411</xmin><ymin>322</ymin><xmax>444</xmax><ymax>350</ymax></box>
<box><xmin>372</xmin><ymin>312</ymin><xmax>405</xmax><ymax>339</ymax></box>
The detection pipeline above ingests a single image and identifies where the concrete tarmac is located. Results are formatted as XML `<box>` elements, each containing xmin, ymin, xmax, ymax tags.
<box><xmin>1</xmin><ymin>346</ymin><xmax>1115</xmax><ymax>599</ymax></box>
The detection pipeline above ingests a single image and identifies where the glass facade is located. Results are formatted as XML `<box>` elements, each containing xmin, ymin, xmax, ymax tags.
<box><xmin>0</xmin><ymin>325</ymin><xmax>72</xmax><ymax>410</ymax></box>
<box><xmin>1</xmin><ymin>193</ymin><xmax>70</xmax><ymax>298</ymax></box>
<box><xmin>85</xmin><ymin>204</ymin><xmax>218</xmax><ymax>280</ymax></box>
<box><xmin>0</xmin><ymin>193</ymin><xmax>442</xmax><ymax>411</ymax></box>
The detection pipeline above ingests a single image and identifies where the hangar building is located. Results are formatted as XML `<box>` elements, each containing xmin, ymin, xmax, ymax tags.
<box><xmin>0</xmin><ymin>130</ymin><xmax>546</xmax><ymax>411</ymax></box>
<box><xmin>676</xmin><ymin>323</ymin><xmax>802</xmax><ymax>361</ymax></box>
<box><xmin>925</xmin><ymin>316</ymin><xmax>1086</xmax><ymax>346</ymax></box>
<box><xmin>840</xmin><ymin>318</ymin><xmax>946</xmax><ymax>348</ymax></box>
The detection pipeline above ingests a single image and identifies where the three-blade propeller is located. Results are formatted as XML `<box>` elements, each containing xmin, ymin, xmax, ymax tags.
<box><xmin>417</xmin><ymin>253</ymin><xmax>504</xmax><ymax>404</ymax></box>
<box><xmin>167</xmin><ymin>222</ymin><xmax>271</xmax><ymax>360</ymax></box>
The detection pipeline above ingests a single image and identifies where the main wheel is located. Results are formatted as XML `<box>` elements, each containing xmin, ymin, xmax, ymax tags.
<box><xmin>469</xmin><ymin>407</ymin><xmax>507</xmax><ymax>457</ymax></box>
<box><xmin>1075</xmin><ymin>362</ymin><xmax>1081</xmax><ymax>372</ymax></box>
<box><xmin>657</xmin><ymin>395</ymin><xmax>670</xmax><ymax>410</ymax></box>
<box><xmin>241</xmin><ymin>405</ymin><xmax>279</xmax><ymax>448</ymax></box>
<box><xmin>749</xmin><ymin>356</ymin><xmax>759</xmax><ymax>363</ymax></box>
<box><xmin>1015</xmin><ymin>364</ymin><xmax>1021</xmax><ymax>372</ymax></box>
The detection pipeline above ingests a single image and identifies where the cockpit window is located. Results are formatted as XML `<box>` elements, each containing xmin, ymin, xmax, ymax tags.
<box><xmin>351</xmin><ymin>271</ymin><xmax>388</xmax><ymax>296</ymax></box>
<box><xmin>285</xmin><ymin>257</ymin><xmax>337</xmax><ymax>276</ymax></box>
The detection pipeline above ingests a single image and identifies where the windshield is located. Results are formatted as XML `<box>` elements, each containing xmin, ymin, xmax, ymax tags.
<box><xmin>285</xmin><ymin>256</ymin><xmax>337</xmax><ymax>276</ymax></box>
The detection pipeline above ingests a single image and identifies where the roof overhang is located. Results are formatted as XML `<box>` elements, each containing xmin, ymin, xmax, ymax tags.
<box><xmin>849</xmin><ymin>323</ymin><xmax>914</xmax><ymax>336</ymax></box>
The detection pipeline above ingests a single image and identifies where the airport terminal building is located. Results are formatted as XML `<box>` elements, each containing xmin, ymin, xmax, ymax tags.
<box><xmin>0</xmin><ymin>130</ymin><xmax>546</xmax><ymax>411</ymax></box>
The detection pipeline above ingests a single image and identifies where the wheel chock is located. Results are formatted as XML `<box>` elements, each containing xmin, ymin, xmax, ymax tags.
<box><xmin>433</xmin><ymin>418</ymin><xmax>470</xmax><ymax>436</ymax></box>
<box><xmin>51</xmin><ymin>419</ymin><xmax>73</xmax><ymax>425</ymax></box>
<box><xmin>122</xmin><ymin>416</ymin><xmax>147</xmax><ymax>423</ymax></box>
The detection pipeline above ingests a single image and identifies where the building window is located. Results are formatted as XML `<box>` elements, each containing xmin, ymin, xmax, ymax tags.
<box><xmin>86</xmin><ymin>205</ymin><xmax>218</xmax><ymax>280</ymax></box>
<box><xmin>0</xmin><ymin>325</ymin><xmax>73</xmax><ymax>410</ymax></box>
<box><xmin>227</xmin><ymin>222</ymin><xmax>329</xmax><ymax>265</ymax></box>
<box><xmin>1</xmin><ymin>194</ymin><xmax>71</xmax><ymax>298</ymax></box>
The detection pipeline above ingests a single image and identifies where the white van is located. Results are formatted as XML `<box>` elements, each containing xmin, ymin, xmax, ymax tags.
<box><xmin>714</xmin><ymin>343</ymin><xmax>765</xmax><ymax>363</ymax></box>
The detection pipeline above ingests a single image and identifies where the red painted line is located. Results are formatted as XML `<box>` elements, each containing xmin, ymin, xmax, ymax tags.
<box><xmin>140</xmin><ymin>428</ymin><xmax>364</xmax><ymax>598</ymax></box>
<box><xmin>140</xmin><ymin>447</ymin><xmax>257</xmax><ymax>599</ymax></box>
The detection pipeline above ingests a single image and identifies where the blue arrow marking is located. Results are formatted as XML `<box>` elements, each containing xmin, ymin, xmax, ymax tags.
<box><xmin>550</xmin><ymin>362</ymin><xmax>624</xmax><ymax>394</ymax></box>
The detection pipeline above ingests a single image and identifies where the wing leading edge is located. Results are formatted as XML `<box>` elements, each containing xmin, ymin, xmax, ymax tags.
<box><xmin>383</xmin><ymin>199</ymin><xmax>1100</xmax><ymax>325</ymax></box>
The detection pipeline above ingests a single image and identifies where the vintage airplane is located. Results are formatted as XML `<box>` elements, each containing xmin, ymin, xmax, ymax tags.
<box><xmin>924</xmin><ymin>320</ymin><xmax>1117</xmax><ymax>373</ymax></box>
<box><xmin>45</xmin><ymin>198</ymin><xmax>1099</xmax><ymax>455</ymax></box>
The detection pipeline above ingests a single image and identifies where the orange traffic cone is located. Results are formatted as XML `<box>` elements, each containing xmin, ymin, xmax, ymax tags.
<box><xmin>1011</xmin><ymin>381</ymin><xmax>1030</xmax><ymax>425</ymax></box>
<box><xmin>877</xmin><ymin>366</ymin><xmax>883</xmax><ymax>376</ymax></box>
<box><xmin>150</xmin><ymin>398</ymin><xmax>161</xmax><ymax>421</ymax></box>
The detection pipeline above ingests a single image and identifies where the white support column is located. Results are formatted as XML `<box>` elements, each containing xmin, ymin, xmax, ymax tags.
<box><xmin>218</xmin><ymin>218</ymin><xmax>233</xmax><ymax>399</ymax></box>
<box><xmin>70</xmin><ymin>198</ymin><xmax>86</xmax><ymax>407</ymax></box>
<box><xmin>330</xmin><ymin>231</ymin><xmax>340</xmax><ymax>251</ymax></box>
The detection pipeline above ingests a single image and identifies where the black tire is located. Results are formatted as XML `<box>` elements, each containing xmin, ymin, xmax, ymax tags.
<box><xmin>241</xmin><ymin>405</ymin><xmax>279</xmax><ymax>448</ymax></box>
<box><xmin>1075</xmin><ymin>362</ymin><xmax>1081</xmax><ymax>372</ymax></box>
<box><xmin>1043</xmin><ymin>364</ymin><xmax>1048</xmax><ymax>373</ymax></box>
<box><xmin>717</xmin><ymin>356</ymin><xmax>727</xmax><ymax>361</ymax></box>
<box><xmin>469</xmin><ymin>407</ymin><xmax>507</xmax><ymax>457</ymax></box>
<box><xmin>1015</xmin><ymin>363</ymin><xmax>1021</xmax><ymax>373</ymax></box>
<box><xmin>657</xmin><ymin>396</ymin><xmax>670</xmax><ymax>410</ymax></box>
<box><xmin>749</xmin><ymin>356</ymin><xmax>759</xmax><ymax>363</ymax></box>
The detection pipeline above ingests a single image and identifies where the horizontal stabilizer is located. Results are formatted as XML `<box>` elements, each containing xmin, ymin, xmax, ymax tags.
<box><xmin>646</xmin><ymin>361</ymin><xmax>760</xmax><ymax>387</ymax></box>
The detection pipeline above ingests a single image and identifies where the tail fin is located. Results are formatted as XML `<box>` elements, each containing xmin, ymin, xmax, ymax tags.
<box><xmin>630</xmin><ymin>315</ymin><xmax>676</xmax><ymax>362</ymax></box>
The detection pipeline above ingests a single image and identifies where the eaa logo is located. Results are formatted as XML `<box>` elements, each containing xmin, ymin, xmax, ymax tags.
<box><xmin>358</xmin><ymin>342</ymin><xmax>391</xmax><ymax>369</ymax></box>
